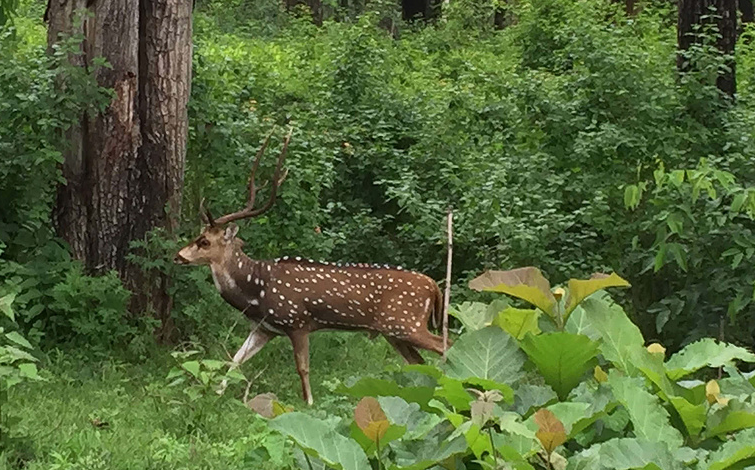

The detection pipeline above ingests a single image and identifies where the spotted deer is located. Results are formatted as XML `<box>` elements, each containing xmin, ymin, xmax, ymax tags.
<box><xmin>174</xmin><ymin>129</ymin><xmax>447</xmax><ymax>405</ymax></box>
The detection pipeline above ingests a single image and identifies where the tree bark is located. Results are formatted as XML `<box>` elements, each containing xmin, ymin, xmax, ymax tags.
<box><xmin>677</xmin><ymin>0</ymin><xmax>738</xmax><ymax>97</ymax></box>
<box><xmin>47</xmin><ymin>0</ymin><xmax>191</xmax><ymax>341</ymax></box>
<box><xmin>741</xmin><ymin>0</ymin><xmax>754</xmax><ymax>23</ymax></box>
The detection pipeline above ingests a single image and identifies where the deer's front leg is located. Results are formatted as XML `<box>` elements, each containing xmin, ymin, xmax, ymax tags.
<box><xmin>288</xmin><ymin>330</ymin><xmax>313</xmax><ymax>406</ymax></box>
<box><xmin>218</xmin><ymin>327</ymin><xmax>272</xmax><ymax>395</ymax></box>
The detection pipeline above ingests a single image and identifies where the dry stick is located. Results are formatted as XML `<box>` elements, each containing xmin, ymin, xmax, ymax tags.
<box><xmin>443</xmin><ymin>207</ymin><xmax>453</xmax><ymax>361</ymax></box>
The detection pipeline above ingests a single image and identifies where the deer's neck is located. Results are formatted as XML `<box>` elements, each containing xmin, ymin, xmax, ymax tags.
<box><xmin>210</xmin><ymin>248</ymin><xmax>269</xmax><ymax>312</ymax></box>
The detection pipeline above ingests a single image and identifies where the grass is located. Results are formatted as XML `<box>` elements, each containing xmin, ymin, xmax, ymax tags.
<box><xmin>2</xmin><ymin>330</ymin><xmax>411</xmax><ymax>469</ymax></box>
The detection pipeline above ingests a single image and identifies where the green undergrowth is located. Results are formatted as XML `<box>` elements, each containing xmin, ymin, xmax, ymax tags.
<box><xmin>2</xmin><ymin>331</ymin><xmax>402</xmax><ymax>469</ymax></box>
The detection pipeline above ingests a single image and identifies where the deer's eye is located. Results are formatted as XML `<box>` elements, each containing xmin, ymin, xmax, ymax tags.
<box><xmin>198</xmin><ymin>238</ymin><xmax>211</xmax><ymax>249</ymax></box>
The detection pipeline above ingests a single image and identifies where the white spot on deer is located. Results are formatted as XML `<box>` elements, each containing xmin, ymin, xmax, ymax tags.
<box><xmin>250</xmin><ymin>299</ymin><xmax>259</xmax><ymax>306</ymax></box>
<box><xmin>285</xmin><ymin>282</ymin><xmax>291</xmax><ymax>288</ymax></box>
<box><xmin>277</xmin><ymin>279</ymin><xmax>282</xmax><ymax>284</ymax></box>
<box><xmin>238</xmin><ymin>262</ymin><xmax>243</xmax><ymax>269</ymax></box>
<box><xmin>268</xmin><ymin>309</ymin><xmax>274</xmax><ymax>314</ymax></box>
<box><xmin>424</xmin><ymin>298</ymin><xmax>430</xmax><ymax>311</ymax></box>
<box><xmin>415</xmin><ymin>321</ymin><xmax>421</xmax><ymax>326</ymax></box>
<box><xmin>271</xmin><ymin>287</ymin><xmax>277</xmax><ymax>293</ymax></box>
<box><xmin>247</xmin><ymin>274</ymin><xmax>252</xmax><ymax>282</ymax></box>
<box><xmin>260</xmin><ymin>290</ymin><xmax>265</xmax><ymax>298</ymax></box>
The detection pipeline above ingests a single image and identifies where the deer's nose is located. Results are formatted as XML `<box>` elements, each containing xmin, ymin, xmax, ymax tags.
<box><xmin>174</xmin><ymin>253</ymin><xmax>188</xmax><ymax>264</ymax></box>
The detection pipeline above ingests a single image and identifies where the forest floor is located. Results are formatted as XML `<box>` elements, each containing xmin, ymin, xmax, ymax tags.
<box><xmin>5</xmin><ymin>332</ymin><xmax>407</xmax><ymax>469</ymax></box>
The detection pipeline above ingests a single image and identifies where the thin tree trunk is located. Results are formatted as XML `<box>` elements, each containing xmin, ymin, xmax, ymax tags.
<box><xmin>47</xmin><ymin>0</ymin><xmax>191</xmax><ymax>342</ymax></box>
<box><xmin>677</xmin><ymin>0</ymin><xmax>738</xmax><ymax>97</ymax></box>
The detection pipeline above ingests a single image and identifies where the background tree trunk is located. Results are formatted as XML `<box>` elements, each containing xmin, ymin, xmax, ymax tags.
<box><xmin>47</xmin><ymin>0</ymin><xmax>192</xmax><ymax>342</ymax></box>
<box><xmin>741</xmin><ymin>0</ymin><xmax>754</xmax><ymax>23</ymax></box>
<box><xmin>677</xmin><ymin>0</ymin><xmax>738</xmax><ymax>97</ymax></box>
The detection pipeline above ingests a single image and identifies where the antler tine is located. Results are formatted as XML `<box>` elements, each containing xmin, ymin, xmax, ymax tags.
<box><xmin>245</xmin><ymin>126</ymin><xmax>292</xmax><ymax>218</ymax></box>
<box><xmin>214</xmin><ymin>126</ymin><xmax>292</xmax><ymax>225</ymax></box>
<box><xmin>199</xmin><ymin>197</ymin><xmax>216</xmax><ymax>227</ymax></box>
<box><xmin>245</xmin><ymin>128</ymin><xmax>276</xmax><ymax>211</ymax></box>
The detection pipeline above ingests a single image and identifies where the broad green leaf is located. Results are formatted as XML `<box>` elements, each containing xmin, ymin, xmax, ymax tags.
<box><xmin>568</xmin><ymin>438</ymin><xmax>683</xmax><ymax>470</ymax></box>
<box><xmin>493</xmin><ymin>307</ymin><xmax>541</xmax><ymax>339</ymax></box>
<box><xmin>705</xmin><ymin>400</ymin><xmax>755</xmax><ymax>438</ymax></box>
<box><xmin>337</xmin><ymin>377</ymin><xmax>434</xmax><ymax>410</ymax></box>
<box><xmin>564</xmin><ymin>306</ymin><xmax>600</xmax><ymax>339</ymax></box>
<box><xmin>449</xmin><ymin>299</ymin><xmax>508</xmax><ymax>332</ymax></box>
<box><xmin>269</xmin><ymin>412</ymin><xmax>370</xmax><ymax>470</ymax></box>
<box><xmin>0</xmin><ymin>294</ymin><xmax>15</xmax><ymax>321</ymax></box>
<box><xmin>444</xmin><ymin>326</ymin><xmax>525</xmax><ymax>385</ymax></box>
<box><xmin>377</xmin><ymin>396</ymin><xmax>441</xmax><ymax>440</ymax></box>
<box><xmin>565</xmin><ymin>273</ymin><xmax>630</xmax><ymax>316</ymax></box>
<box><xmin>5</xmin><ymin>346</ymin><xmax>36</xmax><ymax>362</ymax></box>
<box><xmin>469</xmin><ymin>267</ymin><xmax>557</xmax><ymax>317</ymax></box>
<box><xmin>498</xmin><ymin>411</ymin><xmax>536</xmax><ymax>439</ymax></box>
<box><xmin>705</xmin><ymin>428</ymin><xmax>755</xmax><ymax>470</ymax></box>
<box><xmin>512</xmin><ymin>384</ymin><xmax>558</xmax><ymax>416</ymax></box>
<box><xmin>519</xmin><ymin>332</ymin><xmax>599</xmax><ymax>400</ymax></box>
<box><xmin>568</xmin><ymin>381</ymin><xmax>618</xmax><ymax>419</ymax></box>
<box><xmin>201</xmin><ymin>359</ymin><xmax>226</xmax><ymax>370</ymax></box>
<box><xmin>17</xmin><ymin>362</ymin><xmax>38</xmax><ymax>379</ymax></box>
<box><xmin>668</xmin><ymin>396</ymin><xmax>706</xmax><ymax>437</ymax></box>
<box><xmin>665</xmin><ymin>338</ymin><xmax>755</xmax><ymax>380</ymax></box>
<box><xmin>182</xmin><ymin>360</ymin><xmax>201</xmax><ymax>379</ymax></box>
<box><xmin>434</xmin><ymin>376</ymin><xmax>474</xmax><ymax>411</ymax></box>
<box><xmin>579</xmin><ymin>294</ymin><xmax>643</xmax><ymax>375</ymax></box>
<box><xmin>390</xmin><ymin>421</ymin><xmax>468</xmax><ymax>470</ymax></box>
<box><xmin>607</xmin><ymin>373</ymin><xmax>683</xmax><ymax>447</ymax></box>
<box><xmin>5</xmin><ymin>331</ymin><xmax>32</xmax><ymax>349</ymax></box>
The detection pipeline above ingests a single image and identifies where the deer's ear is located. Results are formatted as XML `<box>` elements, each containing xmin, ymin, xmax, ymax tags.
<box><xmin>223</xmin><ymin>224</ymin><xmax>239</xmax><ymax>241</ymax></box>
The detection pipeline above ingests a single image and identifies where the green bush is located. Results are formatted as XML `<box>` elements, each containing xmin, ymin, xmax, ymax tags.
<box><xmin>256</xmin><ymin>273</ymin><xmax>755</xmax><ymax>469</ymax></box>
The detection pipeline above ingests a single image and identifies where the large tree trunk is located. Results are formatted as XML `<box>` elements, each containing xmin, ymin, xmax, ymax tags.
<box><xmin>677</xmin><ymin>0</ymin><xmax>738</xmax><ymax>97</ymax></box>
<box><xmin>47</xmin><ymin>0</ymin><xmax>191</xmax><ymax>342</ymax></box>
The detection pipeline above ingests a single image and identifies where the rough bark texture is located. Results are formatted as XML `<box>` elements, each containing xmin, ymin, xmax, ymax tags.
<box><xmin>741</xmin><ymin>0</ymin><xmax>754</xmax><ymax>23</ymax></box>
<box><xmin>677</xmin><ymin>0</ymin><xmax>738</xmax><ymax>97</ymax></box>
<box><xmin>48</xmin><ymin>0</ymin><xmax>191</xmax><ymax>341</ymax></box>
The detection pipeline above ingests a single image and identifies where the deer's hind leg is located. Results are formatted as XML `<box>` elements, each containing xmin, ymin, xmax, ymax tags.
<box><xmin>288</xmin><ymin>330</ymin><xmax>313</xmax><ymax>406</ymax></box>
<box><xmin>385</xmin><ymin>336</ymin><xmax>425</xmax><ymax>364</ymax></box>
<box><xmin>405</xmin><ymin>329</ymin><xmax>447</xmax><ymax>356</ymax></box>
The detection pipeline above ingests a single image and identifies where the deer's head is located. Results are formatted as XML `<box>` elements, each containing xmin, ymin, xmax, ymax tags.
<box><xmin>174</xmin><ymin>128</ymin><xmax>291</xmax><ymax>267</ymax></box>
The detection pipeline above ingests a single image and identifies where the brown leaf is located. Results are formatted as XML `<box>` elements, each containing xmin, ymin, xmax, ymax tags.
<box><xmin>534</xmin><ymin>409</ymin><xmax>567</xmax><ymax>454</ymax></box>
<box><xmin>354</xmin><ymin>397</ymin><xmax>389</xmax><ymax>442</ymax></box>
<box><xmin>247</xmin><ymin>392</ymin><xmax>279</xmax><ymax>418</ymax></box>
<box><xmin>468</xmin><ymin>267</ymin><xmax>556</xmax><ymax>316</ymax></box>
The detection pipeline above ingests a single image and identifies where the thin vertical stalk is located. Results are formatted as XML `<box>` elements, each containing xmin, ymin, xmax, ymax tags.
<box><xmin>443</xmin><ymin>207</ymin><xmax>453</xmax><ymax>361</ymax></box>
